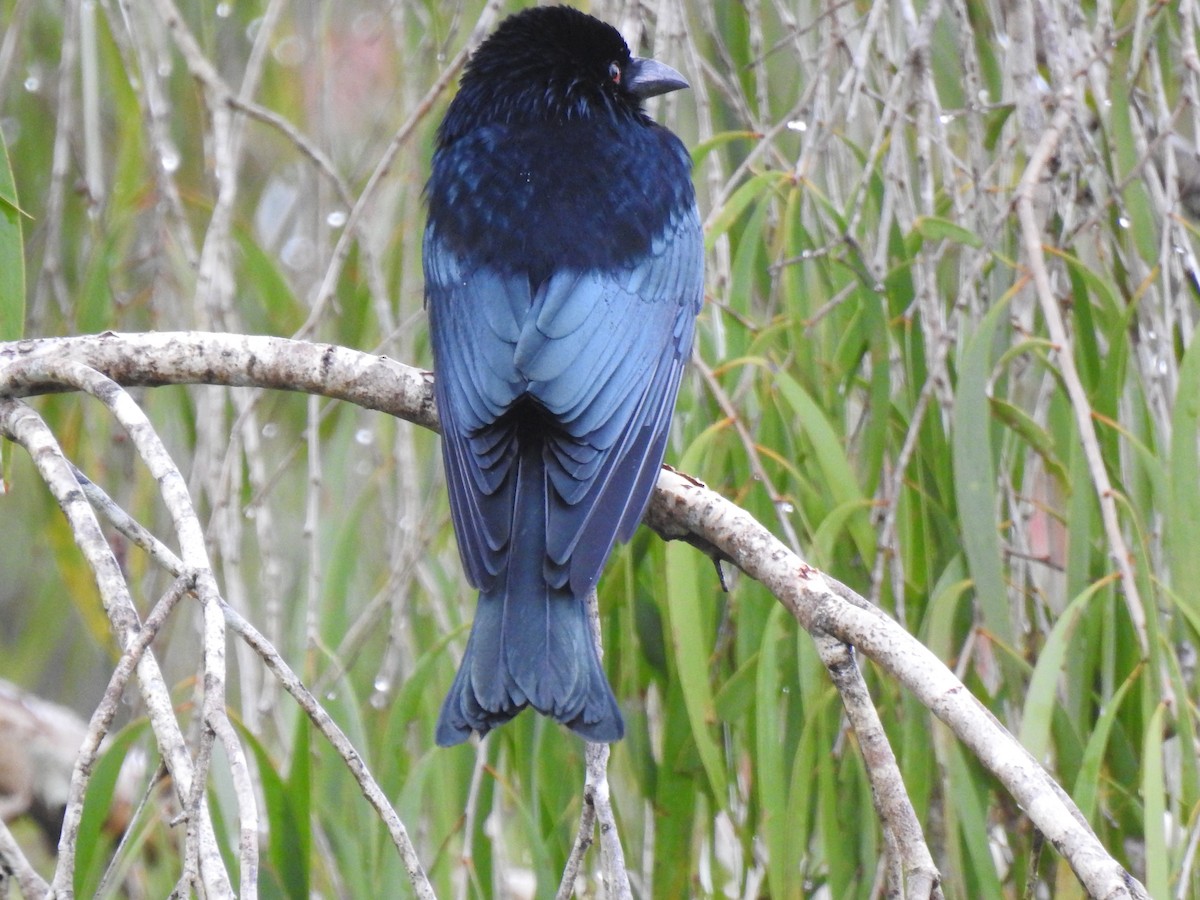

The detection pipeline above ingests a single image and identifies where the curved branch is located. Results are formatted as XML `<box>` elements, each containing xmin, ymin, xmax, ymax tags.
<box><xmin>0</xmin><ymin>332</ymin><xmax>1148</xmax><ymax>899</ymax></box>
<box><xmin>42</xmin><ymin>426</ymin><xmax>438</xmax><ymax>900</ymax></box>
<box><xmin>0</xmin><ymin>397</ymin><xmax>233</xmax><ymax>897</ymax></box>
<box><xmin>0</xmin><ymin>332</ymin><xmax>439</xmax><ymax>429</ymax></box>
<box><xmin>646</xmin><ymin>469</ymin><xmax>1147</xmax><ymax>900</ymax></box>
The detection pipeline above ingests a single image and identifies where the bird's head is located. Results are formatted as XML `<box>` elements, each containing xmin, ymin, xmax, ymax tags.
<box><xmin>439</xmin><ymin>5</ymin><xmax>688</xmax><ymax>141</ymax></box>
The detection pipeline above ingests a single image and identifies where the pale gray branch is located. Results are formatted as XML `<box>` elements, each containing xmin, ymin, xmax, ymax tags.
<box><xmin>0</xmin><ymin>816</ymin><xmax>49</xmax><ymax>899</ymax></box>
<box><xmin>59</xmin><ymin>436</ymin><xmax>437</xmax><ymax>900</ymax></box>
<box><xmin>812</xmin><ymin>632</ymin><xmax>942</xmax><ymax>899</ymax></box>
<box><xmin>0</xmin><ymin>332</ymin><xmax>1147</xmax><ymax>899</ymax></box>
<box><xmin>646</xmin><ymin>468</ymin><xmax>1149</xmax><ymax>900</ymax></box>
<box><xmin>0</xmin><ymin>398</ymin><xmax>233</xmax><ymax>898</ymax></box>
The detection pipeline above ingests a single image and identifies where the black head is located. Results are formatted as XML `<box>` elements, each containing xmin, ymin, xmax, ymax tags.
<box><xmin>438</xmin><ymin>6</ymin><xmax>688</xmax><ymax>144</ymax></box>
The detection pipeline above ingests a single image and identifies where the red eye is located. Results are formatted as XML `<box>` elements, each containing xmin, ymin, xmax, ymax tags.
<box><xmin>608</xmin><ymin>62</ymin><xmax>621</xmax><ymax>84</ymax></box>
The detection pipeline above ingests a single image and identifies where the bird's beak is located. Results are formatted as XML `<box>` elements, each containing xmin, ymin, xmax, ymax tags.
<box><xmin>625</xmin><ymin>57</ymin><xmax>689</xmax><ymax>99</ymax></box>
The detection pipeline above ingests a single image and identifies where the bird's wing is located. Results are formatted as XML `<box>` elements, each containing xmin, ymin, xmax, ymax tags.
<box><xmin>425</xmin><ymin>201</ymin><xmax>703</xmax><ymax>596</ymax></box>
<box><xmin>424</xmin><ymin>248</ymin><xmax>528</xmax><ymax>591</ymax></box>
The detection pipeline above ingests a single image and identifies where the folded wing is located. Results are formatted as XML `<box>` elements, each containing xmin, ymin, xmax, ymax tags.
<box><xmin>425</xmin><ymin>200</ymin><xmax>703</xmax><ymax>597</ymax></box>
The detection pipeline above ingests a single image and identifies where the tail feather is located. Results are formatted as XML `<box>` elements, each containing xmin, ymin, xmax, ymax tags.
<box><xmin>436</xmin><ymin>441</ymin><xmax>624</xmax><ymax>747</ymax></box>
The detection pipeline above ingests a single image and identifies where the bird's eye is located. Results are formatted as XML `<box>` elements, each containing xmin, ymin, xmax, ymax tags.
<box><xmin>608</xmin><ymin>61</ymin><xmax>621</xmax><ymax>84</ymax></box>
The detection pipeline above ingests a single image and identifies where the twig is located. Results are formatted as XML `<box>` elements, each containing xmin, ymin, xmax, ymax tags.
<box><xmin>296</xmin><ymin>0</ymin><xmax>506</xmax><ymax>337</ymax></box>
<box><xmin>453</xmin><ymin>740</ymin><xmax>490</xmax><ymax>900</ymax></box>
<box><xmin>30</xmin><ymin>0</ymin><xmax>79</xmax><ymax>326</ymax></box>
<box><xmin>1013</xmin><ymin>98</ymin><xmax>1153</xmax><ymax>657</ymax></box>
<box><xmin>589</xmin><ymin>742</ymin><xmax>631</xmax><ymax>900</ymax></box>
<box><xmin>55</xmin><ymin>459</ymin><xmax>435</xmax><ymax>899</ymax></box>
<box><xmin>6</xmin><ymin>359</ymin><xmax>259</xmax><ymax>897</ymax></box>
<box><xmin>210</xmin><ymin>710</ymin><xmax>261</xmax><ymax>898</ymax></box>
<box><xmin>558</xmin><ymin>588</ymin><xmax>631</xmax><ymax>899</ymax></box>
<box><xmin>0</xmin><ymin>0</ymin><xmax>31</xmax><ymax>97</ymax></box>
<box><xmin>221</xmin><ymin>603</ymin><xmax>436</xmax><ymax>900</ymax></box>
<box><xmin>812</xmin><ymin>631</ymin><xmax>942</xmax><ymax>899</ymax></box>
<box><xmin>304</xmin><ymin>393</ymin><xmax>322</xmax><ymax>648</ymax></box>
<box><xmin>107</xmin><ymin>0</ymin><xmax>198</xmax><ymax>274</ymax></box>
<box><xmin>0</xmin><ymin>816</ymin><xmax>49</xmax><ymax>899</ymax></box>
<box><xmin>54</xmin><ymin>573</ymin><xmax>193</xmax><ymax>891</ymax></box>
<box><xmin>693</xmin><ymin>355</ymin><xmax>802</xmax><ymax>552</ymax></box>
<box><xmin>64</xmin><ymin>422</ymin><xmax>433</xmax><ymax>900</ymax></box>
<box><xmin>556</xmin><ymin>768</ymin><xmax>597</xmax><ymax>900</ymax></box>
<box><xmin>0</xmin><ymin>398</ymin><xmax>233</xmax><ymax>898</ymax></box>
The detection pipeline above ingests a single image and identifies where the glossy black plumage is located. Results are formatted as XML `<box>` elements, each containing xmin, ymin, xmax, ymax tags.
<box><xmin>424</xmin><ymin>5</ymin><xmax>703</xmax><ymax>746</ymax></box>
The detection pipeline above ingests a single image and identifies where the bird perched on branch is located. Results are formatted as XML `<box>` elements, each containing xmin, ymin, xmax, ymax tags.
<box><xmin>424</xmin><ymin>5</ymin><xmax>703</xmax><ymax>746</ymax></box>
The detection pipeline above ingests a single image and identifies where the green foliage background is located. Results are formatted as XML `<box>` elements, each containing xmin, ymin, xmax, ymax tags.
<box><xmin>2</xmin><ymin>0</ymin><xmax>1199</xmax><ymax>896</ymax></box>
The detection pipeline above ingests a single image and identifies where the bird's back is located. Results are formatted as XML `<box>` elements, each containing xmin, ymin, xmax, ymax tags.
<box><xmin>427</xmin><ymin>115</ymin><xmax>695</xmax><ymax>286</ymax></box>
<box><xmin>424</xmin><ymin>5</ymin><xmax>703</xmax><ymax>745</ymax></box>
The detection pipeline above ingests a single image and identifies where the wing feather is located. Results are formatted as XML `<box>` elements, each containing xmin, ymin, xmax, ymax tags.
<box><xmin>425</xmin><ymin>200</ymin><xmax>702</xmax><ymax>599</ymax></box>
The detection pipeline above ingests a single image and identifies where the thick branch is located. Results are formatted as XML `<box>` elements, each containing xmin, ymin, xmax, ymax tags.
<box><xmin>0</xmin><ymin>333</ymin><xmax>1147</xmax><ymax>899</ymax></box>
<box><xmin>0</xmin><ymin>332</ymin><xmax>439</xmax><ymax>430</ymax></box>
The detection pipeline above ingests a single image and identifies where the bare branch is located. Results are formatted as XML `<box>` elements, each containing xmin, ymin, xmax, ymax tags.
<box><xmin>812</xmin><ymin>632</ymin><xmax>942</xmax><ymax>899</ymax></box>
<box><xmin>0</xmin><ymin>398</ymin><xmax>233</xmax><ymax>897</ymax></box>
<box><xmin>0</xmin><ymin>816</ymin><xmax>49</xmax><ymax>899</ymax></box>
<box><xmin>0</xmin><ymin>332</ymin><xmax>438</xmax><ymax>431</ymax></box>
<box><xmin>60</xmin><ymin>443</ymin><xmax>436</xmax><ymax>900</ymax></box>
<box><xmin>0</xmin><ymin>332</ymin><xmax>1148</xmax><ymax>898</ymax></box>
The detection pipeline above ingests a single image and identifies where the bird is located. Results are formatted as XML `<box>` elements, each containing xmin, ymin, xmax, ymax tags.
<box><xmin>424</xmin><ymin>5</ymin><xmax>704</xmax><ymax>746</ymax></box>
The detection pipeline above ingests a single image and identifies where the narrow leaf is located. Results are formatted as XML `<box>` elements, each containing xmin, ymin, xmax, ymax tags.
<box><xmin>0</xmin><ymin>126</ymin><xmax>25</xmax><ymax>341</ymax></box>
<box><xmin>952</xmin><ymin>295</ymin><xmax>1013</xmax><ymax>646</ymax></box>
<box><xmin>912</xmin><ymin>215</ymin><xmax>984</xmax><ymax>249</ymax></box>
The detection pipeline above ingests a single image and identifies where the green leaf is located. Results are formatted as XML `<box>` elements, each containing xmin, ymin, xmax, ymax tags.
<box><xmin>1073</xmin><ymin>663</ymin><xmax>1142</xmax><ymax>823</ymax></box>
<box><xmin>658</xmin><ymin>432</ymin><xmax>732</xmax><ymax>806</ymax></box>
<box><xmin>952</xmin><ymin>294</ymin><xmax>1014</xmax><ymax>646</ymax></box>
<box><xmin>947</xmin><ymin>744</ymin><xmax>1003</xmax><ymax>894</ymax></box>
<box><xmin>1018</xmin><ymin>575</ymin><xmax>1116</xmax><ymax>759</ymax></box>
<box><xmin>234</xmin><ymin>223</ymin><xmax>305</xmax><ymax>334</ymax></box>
<box><xmin>1049</xmin><ymin>246</ymin><xmax>1122</xmax><ymax>331</ymax></box>
<box><xmin>983</xmin><ymin>104</ymin><xmax>1015</xmax><ymax>151</ymax></box>
<box><xmin>728</xmin><ymin>186</ymin><xmax>772</xmax><ymax>321</ymax></box>
<box><xmin>705</xmin><ymin>170</ymin><xmax>788</xmax><ymax>252</ymax></box>
<box><xmin>690</xmin><ymin>130</ymin><xmax>760</xmax><ymax>168</ymax></box>
<box><xmin>75</xmin><ymin>719</ymin><xmax>152</xmax><ymax>897</ymax></box>
<box><xmin>755</xmin><ymin>605</ymin><xmax>792</xmax><ymax>899</ymax></box>
<box><xmin>912</xmin><ymin>215</ymin><xmax>984</xmax><ymax>249</ymax></box>
<box><xmin>1168</xmin><ymin>335</ymin><xmax>1200</xmax><ymax>619</ymax></box>
<box><xmin>77</xmin><ymin>233</ymin><xmax>117</xmax><ymax>333</ymax></box>
<box><xmin>1142</xmin><ymin>702</ymin><xmax>1168</xmax><ymax>898</ymax></box>
<box><xmin>713</xmin><ymin>649</ymin><xmax>758</xmax><ymax>724</ymax></box>
<box><xmin>237</xmin><ymin>719</ymin><xmax>311</xmax><ymax>898</ymax></box>
<box><xmin>1109</xmin><ymin>76</ymin><xmax>1159</xmax><ymax>263</ymax></box>
<box><xmin>0</xmin><ymin>125</ymin><xmax>25</xmax><ymax>340</ymax></box>
<box><xmin>773</xmin><ymin>368</ymin><xmax>876</xmax><ymax>566</ymax></box>
<box><xmin>664</xmin><ymin>538</ymin><xmax>728</xmax><ymax>802</ymax></box>
<box><xmin>988</xmin><ymin>396</ymin><xmax>1069</xmax><ymax>488</ymax></box>
<box><xmin>284</xmin><ymin>710</ymin><xmax>313</xmax><ymax>898</ymax></box>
